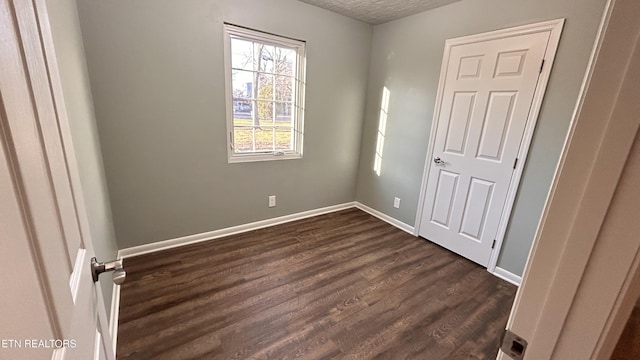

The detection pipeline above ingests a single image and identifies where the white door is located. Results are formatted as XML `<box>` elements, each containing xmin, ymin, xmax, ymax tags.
<box><xmin>0</xmin><ymin>0</ymin><xmax>115</xmax><ymax>359</ymax></box>
<box><xmin>418</xmin><ymin>27</ymin><xmax>551</xmax><ymax>266</ymax></box>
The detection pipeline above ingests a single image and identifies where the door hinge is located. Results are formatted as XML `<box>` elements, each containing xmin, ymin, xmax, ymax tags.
<box><xmin>539</xmin><ymin>59</ymin><xmax>545</xmax><ymax>73</ymax></box>
<box><xmin>501</xmin><ymin>329</ymin><xmax>528</xmax><ymax>360</ymax></box>
<box><xmin>513</xmin><ymin>158</ymin><xmax>519</xmax><ymax>169</ymax></box>
<box><xmin>492</xmin><ymin>239</ymin><xmax>496</xmax><ymax>249</ymax></box>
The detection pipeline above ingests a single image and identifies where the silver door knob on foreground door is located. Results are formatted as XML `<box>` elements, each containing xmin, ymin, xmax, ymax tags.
<box><xmin>434</xmin><ymin>157</ymin><xmax>446</xmax><ymax>165</ymax></box>
<box><xmin>91</xmin><ymin>257</ymin><xmax>126</xmax><ymax>285</ymax></box>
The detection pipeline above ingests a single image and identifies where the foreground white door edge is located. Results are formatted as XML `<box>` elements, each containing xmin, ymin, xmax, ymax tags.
<box><xmin>0</xmin><ymin>0</ymin><xmax>115</xmax><ymax>359</ymax></box>
<box><xmin>500</xmin><ymin>0</ymin><xmax>640</xmax><ymax>358</ymax></box>
<box><xmin>415</xmin><ymin>19</ymin><xmax>564</xmax><ymax>269</ymax></box>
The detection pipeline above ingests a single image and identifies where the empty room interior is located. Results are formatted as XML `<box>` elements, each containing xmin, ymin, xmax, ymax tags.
<box><xmin>2</xmin><ymin>0</ymin><xmax>640</xmax><ymax>359</ymax></box>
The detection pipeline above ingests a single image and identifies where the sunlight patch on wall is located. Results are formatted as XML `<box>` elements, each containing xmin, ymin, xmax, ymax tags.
<box><xmin>374</xmin><ymin>87</ymin><xmax>391</xmax><ymax>176</ymax></box>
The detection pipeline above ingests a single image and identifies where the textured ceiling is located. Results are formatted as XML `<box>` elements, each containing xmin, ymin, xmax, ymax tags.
<box><xmin>297</xmin><ymin>0</ymin><xmax>463</xmax><ymax>25</ymax></box>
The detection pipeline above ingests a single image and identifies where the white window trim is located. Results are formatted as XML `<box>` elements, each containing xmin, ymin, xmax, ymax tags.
<box><xmin>223</xmin><ymin>23</ymin><xmax>306</xmax><ymax>163</ymax></box>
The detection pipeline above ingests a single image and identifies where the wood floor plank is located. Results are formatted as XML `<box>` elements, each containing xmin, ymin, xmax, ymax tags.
<box><xmin>117</xmin><ymin>208</ymin><xmax>516</xmax><ymax>359</ymax></box>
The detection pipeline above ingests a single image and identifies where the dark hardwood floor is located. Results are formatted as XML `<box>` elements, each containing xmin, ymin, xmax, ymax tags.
<box><xmin>116</xmin><ymin>208</ymin><xmax>516</xmax><ymax>359</ymax></box>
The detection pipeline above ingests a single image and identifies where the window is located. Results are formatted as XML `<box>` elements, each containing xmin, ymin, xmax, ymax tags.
<box><xmin>223</xmin><ymin>24</ymin><xmax>306</xmax><ymax>163</ymax></box>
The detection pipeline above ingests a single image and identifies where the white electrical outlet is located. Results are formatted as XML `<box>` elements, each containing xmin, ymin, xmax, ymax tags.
<box><xmin>268</xmin><ymin>195</ymin><xmax>276</xmax><ymax>208</ymax></box>
<box><xmin>394</xmin><ymin>197</ymin><xmax>401</xmax><ymax>209</ymax></box>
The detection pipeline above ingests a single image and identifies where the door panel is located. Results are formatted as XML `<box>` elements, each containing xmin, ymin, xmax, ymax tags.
<box><xmin>431</xmin><ymin>171</ymin><xmax>460</xmax><ymax>228</ymax></box>
<box><xmin>457</xmin><ymin>55</ymin><xmax>484</xmax><ymax>79</ymax></box>
<box><xmin>0</xmin><ymin>117</ymin><xmax>55</xmax><ymax>360</ymax></box>
<box><xmin>494</xmin><ymin>50</ymin><xmax>527</xmax><ymax>78</ymax></box>
<box><xmin>444</xmin><ymin>92</ymin><xmax>476</xmax><ymax>154</ymax></box>
<box><xmin>459</xmin><ymin>177</ymin><xmax>495</xmax><ymax>241</ymax></box>
<box><xmin>476</xmin><ymin>91</ymin><xmax>517</xmax><ymax>161</ymax></box>
<box><xmin>0</xmin><ymin>0</ymin><xmax>114</xmax><ymax>359</ymax></box>
<box><xmin>419</xmin><ymin>30</ymin><xmax>550</xmax><ymax>266</ymax></box>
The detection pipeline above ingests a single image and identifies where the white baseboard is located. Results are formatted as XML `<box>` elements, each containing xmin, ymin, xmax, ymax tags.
<box><xmin>354</xmin><ymin>202</ymin><xmax>415</xmax><ymax>235</ymax></box>
<box><xmin>118</xmin><ymin>202</ymin><xmax>358</xmax><ymax>258</ymax></box>
<box><xmin>116</xmin><ymin>201</ymin><xmax>416</xmax><ymax>260</ymax></box>
<box><xmin>492</xmin><ymin>266</ymin><xmax>522</xmax><ymax>286</ymax></box>
<box><xmin>108</xmin><ymin>282</ymin><xmax>120</xmax><ymax>355</ymax></box>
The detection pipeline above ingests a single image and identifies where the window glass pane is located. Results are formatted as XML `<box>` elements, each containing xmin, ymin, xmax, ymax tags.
<box><xmin>275</xmin><ymin>103</ymin><xmax>292</xmax><ymax>125</ymax></box>
<box><xmin>275</xmin><ymin>76</ymin><xmax>293</xmax><ymax>102</ymax></box>
<box><xmin>274</xmin><ymin>47</ymin><xmax>295</xmax><ymax>76</ymax></box>
<box><xmin>232</xmin><ymin>100</ymin><xmax>252</xmax><ymax>119</ymax></box>
<box><xmin>232</xmin><ymin>70</ymin><xmax>253</xmax><ymax>100</ymax></box>
<box><xmin>231</xmin><ymin>38</ymin><xmax>254</xmax><ymax>71</ymax></box>
<box><xmin>255</xmin><ymin>44</ymin><xmax>275</xmax><ymax>73</ymax></box>
<box><xmin>275</xmin><ymin>128</ymin><xmax>293</xmax><ymax>151</ymax></box>
<box><xmin>256</xmin><ymin>101</ymin><xmax>274</xmax><ymax>126</ymax></box>
<box><xmin>233</xmin><ymin>119</ymin><xmax>248</xmax><ymax>129</ymax></box>
<box><xmin>233</xmin><ymin>128</ymin><xmax>254</xmax><ymax>152</ymax></box>
<box><xmin>255</xmin><ymin>127</ymin><xmax>275</xmax><ymax>151</ymax></box>
<box><xmin>256</xmin><ymin>74</ymin><xmax>274</xmax><ymax>100</ymax></box>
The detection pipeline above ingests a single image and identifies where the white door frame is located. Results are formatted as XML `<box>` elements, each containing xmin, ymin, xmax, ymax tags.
<box><xmin>499</xmin><ymin>0</ymin><xmax>640</xmax><ymax>357</ymax></box>
<box><xmin>414</xmin><ymin>19</ymin><xmax>565</xmax><ymax>275</ymax></box>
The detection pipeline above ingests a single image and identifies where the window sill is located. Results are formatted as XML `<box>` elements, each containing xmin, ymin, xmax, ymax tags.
<box><xmin>228</xmin><ymin>153</ymin><xmax>303</xmax><ymax>164</ymax></box>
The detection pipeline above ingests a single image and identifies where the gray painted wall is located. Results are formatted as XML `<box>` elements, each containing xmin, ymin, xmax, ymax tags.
<box><xmin>355</xmin><ymin>0</ymin><xmax>607</xmax><ymax>276</ymax></box>
<box><xmin>45</xmin><ymin>0</ymin><xmax>118</xmax><ymax>316</ymax></box>
<box><xmin>71</xmin><ymin>0</ymin><xmax>607</xmax><ymax>278</ymax></box>
<box><xmin>76</xmin><ymin>0</ymin><xmax>372</xmax><ymax>248</ymax></box>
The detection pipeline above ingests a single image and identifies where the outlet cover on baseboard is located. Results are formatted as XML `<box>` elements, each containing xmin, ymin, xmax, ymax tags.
<box><xmin>268</xmin><ymin>195</ymin><xmax>276</xmax><ymax>208</ymax></box>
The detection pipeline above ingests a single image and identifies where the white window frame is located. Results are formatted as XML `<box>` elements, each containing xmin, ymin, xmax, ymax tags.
<box><xmin>223</xmin><ymin>24</ymin><xmax>306</xmax><ymax>163</ymax></box>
